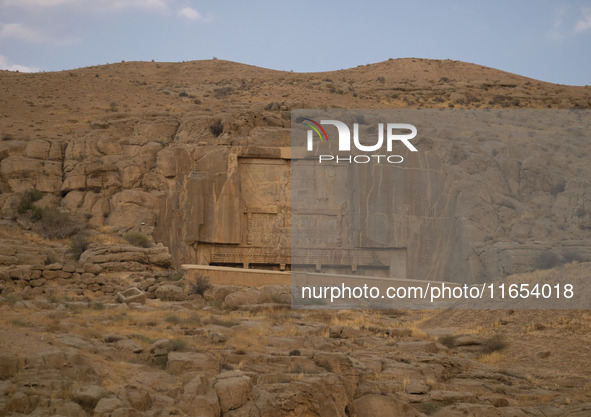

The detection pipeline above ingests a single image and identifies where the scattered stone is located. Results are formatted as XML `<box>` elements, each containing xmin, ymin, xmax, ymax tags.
<box><xmin>454</xmin><ymin>334</ymin><xmax>484</xmax><ymax>346</ymax></box>
<box><xmin>329</xmin><ymin>325</ymin><xmax>360</xmax><ymax>339</ymax></box>
<box><xmin>114</xmin><ymin>339</ymin><xmax>143</xmax><ymax>354</ymax></box>
<box><xmin>167</xmin><ymin>351</ymin><xmax>220</xmax><ymax>376</ymax></box>
<box><xmin>149</xmin><ymin>339</ymin><xmax>174</xmax><ymax>357</ymax></box>
<box><xmin>405</xmin><ymin>380</ymin><xmax>430</xmax><ymax>395</ymax></box>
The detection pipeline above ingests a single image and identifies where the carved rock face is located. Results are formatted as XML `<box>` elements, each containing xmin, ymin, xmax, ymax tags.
<box><xmin>1</xmin><ymin>105</ymin><xmax>590</xmax><ymax>284</ymax></box>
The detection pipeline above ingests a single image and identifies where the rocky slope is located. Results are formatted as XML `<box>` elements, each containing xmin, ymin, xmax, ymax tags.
<box><xmin>1</xmin><ymin>263</ymin><xmax>591</xmax><ymax>417</ymax></box>
<box><xmin>0</xmin><ymin>58</ymin><xmax>590</xmax><ymax>283</ymax></box>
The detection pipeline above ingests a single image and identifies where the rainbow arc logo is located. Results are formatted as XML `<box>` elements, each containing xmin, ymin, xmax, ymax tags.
<box><xmin>300</xmin><ymin>118</ymin><xmax>329</xmax><ymax>150</ymax></box>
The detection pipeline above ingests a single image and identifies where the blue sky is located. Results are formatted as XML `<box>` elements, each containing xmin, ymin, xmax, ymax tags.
<box><xmin>0</xmin><ymin>0</ymin><xmax>590</xmax><ymax>85</ymax></box>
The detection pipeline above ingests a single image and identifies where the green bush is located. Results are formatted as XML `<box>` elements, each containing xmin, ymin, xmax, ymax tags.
<box><xmin>70</xmin><ymin>234</ymin><xmax>90</xmax><ymax>260</ymax></box>
<box><xmin>123</xmin><ymin>232</ymin><xmax>152</xmax><ymax>248</ymax></box>
<box><xmin>209</xmin><ymin>121</ymin><xmax>224</xmax><ymax>137</ymax></box>
<box><xmin>31</xmin><ymin>206</ymin><xmax>44</xmax><ymax>221</ymax></box>
<box><xmin>17</xmin><ymin>189</ymin><xmax>43</xmax><ymax>214</ymax></box>
<box><xmin>167</xmin><ymin>269</ymin><xmax>186</xmax><ymax>282</ymax></box>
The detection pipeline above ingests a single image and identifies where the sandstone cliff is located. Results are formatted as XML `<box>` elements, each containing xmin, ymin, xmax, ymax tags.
<box><xmin>0</xmin><ymin>58</ymin><xmax>590</xmax><ymax>284</ymax></box>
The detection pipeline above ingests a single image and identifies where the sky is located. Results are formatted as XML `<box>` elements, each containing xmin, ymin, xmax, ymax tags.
<box><xmin>0</xmin><ymin>0</ymin><xmax>590</xmax><ymax>86</ymax></box>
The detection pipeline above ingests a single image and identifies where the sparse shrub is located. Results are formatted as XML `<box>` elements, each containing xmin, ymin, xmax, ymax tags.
<box><xmin>481</xmin><ymin>334</ymin><xmax>507</xmax><ymax>354</ymax></box>
<box><xmin>550</xmin><ymin>181</ymin><xmax>565</xmax><ymax>196</ymax></box>
<box><xmin>104</xmin><ymin>335</ymin><xmax>123</xmax><ymax>343</ymax></box>
<box><xmin>167</xmin><ymin>339</ymin><xmax>187</xmax><ymax>352</ymax></box>
<box><xmin>206</xmin><ymin>316</ymin><xmax>239</xmax><ymax>327</ymax></box>
<box><xmin>17</xmin><ymin>189</ymin><xmax>43</xmax><ymax>214</ymax></box>
<box><xmin>167</xmin><ymin>269</ymin><xmax>186</xmax><ymax>282</ymax></box>
<box><xmin>438</xmin><ymin>334</ymin><xmax>457</xmax><ymax>348</ymax></box>
<box><xmin>123</xmin><ymin>232</ymin><xmax>152</xmax><ymax>248</ymax></box>
<box><xmin>130</xmin><ymin>333</ymin><xmax>153</xmax><ymax>344</ymax></box>
<box><xmin>213</xmin><ymin>87</ymin><xmax>233</xmax><ymax>99</ymax></box>
<box><xmin>109</xmin><ymin>102</ymin><xmax>118</xmax><ymax>112</ymax></box>
<box><xmin>39</xmin><ymin>207</ymin><xmax>81</xmax><ymax>239</ymax></box>
<box><xmin>69</xmin><ymin>234</ymin><xmax>90</xmax><ymax>261</ymax></box>
<box><xmin>449</xmin><ymin>144</ymin><xmax>467</xmax><ymax>164</ymax></box>
<box><xmin>165</xmin><ymin>315</ymin><xmax>181</xmax><ymax>325</ymax></box>
<box><xmin>194</xmin><ymin>98</ymin><xmax>202</xmax><ymax>104</ymax></box>
<box><xmin>489</xmin><ymin>95</ymin><xmax>513</xmax><ymax>108</ymax></box>
<box><xmin>188</xmin><ymin>274</ymin><xmax>212</xmax><ymax>297</ymax></box>
<box><xmin>179</xmin><ymin>91</ymin><xmax>188</xmax><ymax>97</ymax></box>
<box><xmin>11</xmin><ymin>319</ymin><xmax>31</xmax><ymax>327</ymax></box>
<box><xmin>46</xmin><ymin>293</ymin><xmax>61</xmax><ymax>304</ymax></box>
<box><xmin>210</xmin><ymin>121</ymin><xmax>224</xmax><ymax>137</ymax></box>
<box><xmin>562</xmin><ymin>248</ymin><xmax>585</xmax><ymax>263</ymax></box>
<box><xmin>89</xmin><ymin>301</ymin><xmax>105</xmax><ymax>310</ymax></box>
<box><xmin>376</xmin><ymin>76</ymin><xmax>386</xmax><ymax>84</ymax></box>
<box><xmin>2</xmin><ymin>294</ymin><xmax>18</xmax><ymax>306</ymax></box>
<box><xmin>30</xmin><ymin>206</ymin><xmax>44</xmax><ymax>221</ymax></box>
<box><xmin>535</xmin><ymin>250</ymin><xmax>563</xmax><ymax>270</ymax></box>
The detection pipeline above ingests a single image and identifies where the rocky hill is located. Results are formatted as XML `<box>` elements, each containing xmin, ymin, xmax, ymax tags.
<box><xmin>0</xmin><ymin>59</ymin><xmax>590</xmax><ymax>416</ymax></box>
<box><xmin>0</xmin><ymin>58</ymin><xmax>590</xmax><ymax>282</ymax></box>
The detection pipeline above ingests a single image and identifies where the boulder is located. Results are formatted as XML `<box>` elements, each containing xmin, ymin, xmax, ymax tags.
<box><xmin>353</xmin><ymin>394</ymin><xmax>421</xmax><ymax>417</ymax></box>
<box><xmin>180</xmin><ymin>375</ymin><xmax>220</xmax><ymax>417</ymax></box>
<box><xmin>125</xmin><ymin>385</ymin><xmax>152</xmax><ymax>411</ymax></box>
<box><xmin>155</xmin><ymin>284</ymin><xmax>186</xmax><ymax>301</ymax></box>
<box><xmin>71</xmin><ymin>384</ymin><xmax>109</xmax><ymax>410</ymax></box>
<box><xmin>224</xmin><ymin>288</ymin><xmax>265</xmax><ymax>309</ymax></box>
<box><xmin>261</xmin><ymin>284</ymin><xmax>291</xmax><ymax>304</ymax></box>
<box><xmin>94</xmin><ymin>397</ymin><xmax>124</xmax><ymax>416</ymax></box>
<box><xmin>54</xmin><ymin>401</ymin><xmax>86</xmax><ymax>417</ymax></box>
<box><xmin>214</xmin><ymin>370</ymin><xmax>252</xmax><ymax>412</ymax></box>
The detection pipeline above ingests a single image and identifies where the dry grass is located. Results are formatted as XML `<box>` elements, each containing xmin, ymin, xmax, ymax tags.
<box><xmin>506</xmin><ymin>261</ymin><xmax>590</xmax><ymax>285</ymax></box>
<box><xmin>90</xmin><ymin>232</ymin><xmax>127</xmax><ymax>245</ymax></box>
<box><xmin>479</xmin><ymin>351</ymin><xmax>506</xmax><ymax>364</ymax></box>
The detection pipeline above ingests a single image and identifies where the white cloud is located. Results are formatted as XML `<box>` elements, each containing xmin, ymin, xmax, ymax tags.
<box><xmin>0</xmin><ymin>0</ymin><xmax>71</xmax><ymax>7</ymax></box>
<box><xmin>178</xmin><ymin>6</ymin><xmax>211</xmax><ymax>22</ymax></box>
<box><xmin>574</xmin><ymin>7</ymin><xmax>591</xmax><ymax>34</ymax></box>
<box><xmin>1</xmin><ymin>0</ymin><xmax>212</xmax><ymax>21</ymax></box>
<box><xmin>547</xmin><ymin>6</ymin><xmax>567</xmax><ymax>42</ymax></box>
<box><xmin>0</xmin><ymin>23</ymin><xmax>48</xmax><ymax>42</ymax></box>
<box><xmin>1</xmin><ymin>0</ymin><xmax>171</xmax><ymax>12</ymax></box>
<box><xmin>179</xmin><ymin>6</ymin><xmax>199</xmax><ymax>19</ymax></box>
<box><xmin>0</xmin><ymin>55</ymin><xmax>40</xmax><ymax>72</ymax></box>
<box><xmin>0</xmin><ymin>22</ymin><xmax>80</xmax><ymax>44</ymax></box>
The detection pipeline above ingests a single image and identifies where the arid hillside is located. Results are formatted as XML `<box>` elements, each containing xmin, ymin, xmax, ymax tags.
<box><xmin>0</xmin><ymin>58</ymin><xmax>590</xmax><ymax>280</ymax></box>
<box><xmin>0</xmin><ymin>59</ymin><xmax>590</xmax><ymax>417</ymax></box>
